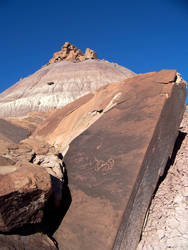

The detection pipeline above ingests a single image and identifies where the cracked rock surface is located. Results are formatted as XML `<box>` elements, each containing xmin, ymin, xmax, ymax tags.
<box><xmin>137</xmin><ymin>107</ymin><xmax>188</xmax><ymax>250</ymax></box>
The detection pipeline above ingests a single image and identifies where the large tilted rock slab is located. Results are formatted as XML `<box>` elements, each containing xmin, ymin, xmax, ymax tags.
<box><xmin>0</xmin><ymin>162</ymin><xmax>52</xmax><ymax>232</ymax></box>
<box><xmin>0</xmin><ymin>59</ymin><xmax>135</xmax><ymax>118</ymax></box>
<box><xmin>53</xmin><ymin>70</ymin><xmax>186</xmax><ymax>249</ymax></box>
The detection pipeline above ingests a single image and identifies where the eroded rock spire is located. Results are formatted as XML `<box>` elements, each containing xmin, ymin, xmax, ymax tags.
<box><xmin>48</xmin><ymin>42</ymin><xmax>98</xmax><ymax>64</ymax></box>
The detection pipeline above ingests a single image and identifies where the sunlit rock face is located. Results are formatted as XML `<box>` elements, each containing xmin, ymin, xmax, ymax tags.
<box><xmin>0</xmin><ymin>45</ymin><xmax>135</xmax><ymax>118</ymax></box>
<box><xmin>48</xmin><ymin>41</ymin><xmax>98</xmax><ymax>64</ymax></box>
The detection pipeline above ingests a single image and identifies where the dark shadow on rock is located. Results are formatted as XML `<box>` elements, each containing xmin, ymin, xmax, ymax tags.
<box><xmin>0</xmin><ymin>162</ymin><xmax>72</xmax><ymax>244</ymax></box>
<box><xmin>43</xmin><ymin>166</ymin><xmax>72</xmax><ymax>237</ymax></box>
<box><xmin>139</xmin><ymin>130</ymin><xmax>187</xmax><ymax>242</ymax></box>
<box><xmin>157</xmin><ymin>131</ymin><xmax>186</xmax><ymax>186</ymax></box>
<box><xmin>152</xmin><ymin>130</ymin><xmax>187</xmax><ymax>199</ymax></box>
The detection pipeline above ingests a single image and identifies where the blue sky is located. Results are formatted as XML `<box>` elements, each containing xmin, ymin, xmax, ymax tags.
<box><xmin>0</xmin><ymin>0</ymin><xmax>188</xmax><ymax>101</ymax></box>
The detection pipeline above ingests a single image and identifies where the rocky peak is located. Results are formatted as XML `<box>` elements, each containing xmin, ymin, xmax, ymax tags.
<box><xmin>48</xmin><ymin>42</ymin><xmax>98</xmax><ymax>64</ymax></box>
<box><xmin>84</xmin><ymin>47</ymin><xmax>98</xmax><ymax>60</ymax></box>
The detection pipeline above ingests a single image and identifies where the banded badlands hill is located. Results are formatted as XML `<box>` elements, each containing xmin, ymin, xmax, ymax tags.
<box><xmin>0</xmin><ymin>43</ymin><xmax>187</xmax><ymax>250</ymax></box>
<box><xmin>0</xmin><ymin>42</ymin><xmax>135</xmax><ymax>118</ymax></box>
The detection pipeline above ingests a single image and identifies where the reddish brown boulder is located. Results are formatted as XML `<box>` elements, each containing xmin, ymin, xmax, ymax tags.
<box><xmin>0</xmin><ymin>161</ymin><xmax>52</xmax><ymax>232</ymax></box>
<box><xmin>52</xmin><ymin>70</ymin><xmax>186</xmax><ymax>249</ymax></box>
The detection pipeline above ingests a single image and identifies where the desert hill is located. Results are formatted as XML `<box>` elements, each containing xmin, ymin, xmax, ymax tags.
<box><xmin>0</xmin><ymin>43</ymin><xmax>187</xmax><ymax>249</ymax></box>
<box><xmin>0</xmin><ymin>42</ymin><xmax>135</xmax><ymax>118</ymax></box>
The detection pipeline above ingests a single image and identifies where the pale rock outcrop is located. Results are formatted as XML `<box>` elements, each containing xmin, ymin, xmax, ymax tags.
<box><xmin>33</xmin><ymin>154</ymin><xmax>64</xmax><ymax>180</ymax></box>
<box><xmin>84</xmin><ymin>48</ymin><xmax>97</xmax><ymax>60</ymax></box>
<box><xmin>48</xmin><ymin>42</ymin><xmax>97</xmax><ymax>64</ymax></box>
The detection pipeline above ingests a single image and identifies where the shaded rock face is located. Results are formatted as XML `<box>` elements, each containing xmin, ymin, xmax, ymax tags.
<box><xmin>137</xmin><ymin>108</ymin><xmax>188</xmax><ymax>249</ymax></box>
<box><xmin>0</xmin><ymin>162</ymin><xmax>51</xmax><ymax>232</ymax></box>
<box><xmin>0</xmin><ymin>58</ymin><xmax>135</xmax><ymax>118</ymax></box>
<box><xmin>48</xmin><ymin>42</ymin><xmax>98</xmax><ymax>64</ymax></box>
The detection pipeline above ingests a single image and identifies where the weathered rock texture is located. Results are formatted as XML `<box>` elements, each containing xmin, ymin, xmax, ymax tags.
<box><xmin>0</xmin><ymin>107</ymin><xmax>66</xmax><ymax>247</ymax></box>
<box><xmin>0</xmin><ymin>233</ymin><xmax>56</xmax><ymax>250</ymax></box>
<box><xmin>5</xmin><ymin>111</ymin><xmax>49</xmax><ymax>132</ymax></box>
<box><xmin>0</xmin><ymin>124</ymin><xmax>65</xmax><ymax>248</ymax></box>
<box><xmin>137</xmin><ymin>107</ymin><xmax>188</xmax><ymax>250</ymax></box>
<box><xmin>33</xmin><ymin>80</ymin><xmax>131</xmax><ymax>151</ymax></box>
<box><xmin>48</xmin><ymin>42</ymin><xmax>97</xmax><ymax>64</ymax></box>
<box><xmin>0</xmin><ymin>162</ymin><xmax>51</xmax><ymax>232</ymax></box>
<box><xmin>42</xmin><ymin>70</ymin><xmax>186</xmax><ymax>250</ymax></box>
<box><xmin>0</xmin><ymin>45</ymin><xmax>135</xmax><ymax>118</ymax></box>
<box><xmin>0</xmin><ymin>119</ymin><xmax>30</xmax><ymax>143</ymax></box>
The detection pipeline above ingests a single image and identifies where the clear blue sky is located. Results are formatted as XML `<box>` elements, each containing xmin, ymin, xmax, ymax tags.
<box><xmin>0</xmin><ymin>0</ymin><xmax>188</xmax><ymax>101</ymax></box>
